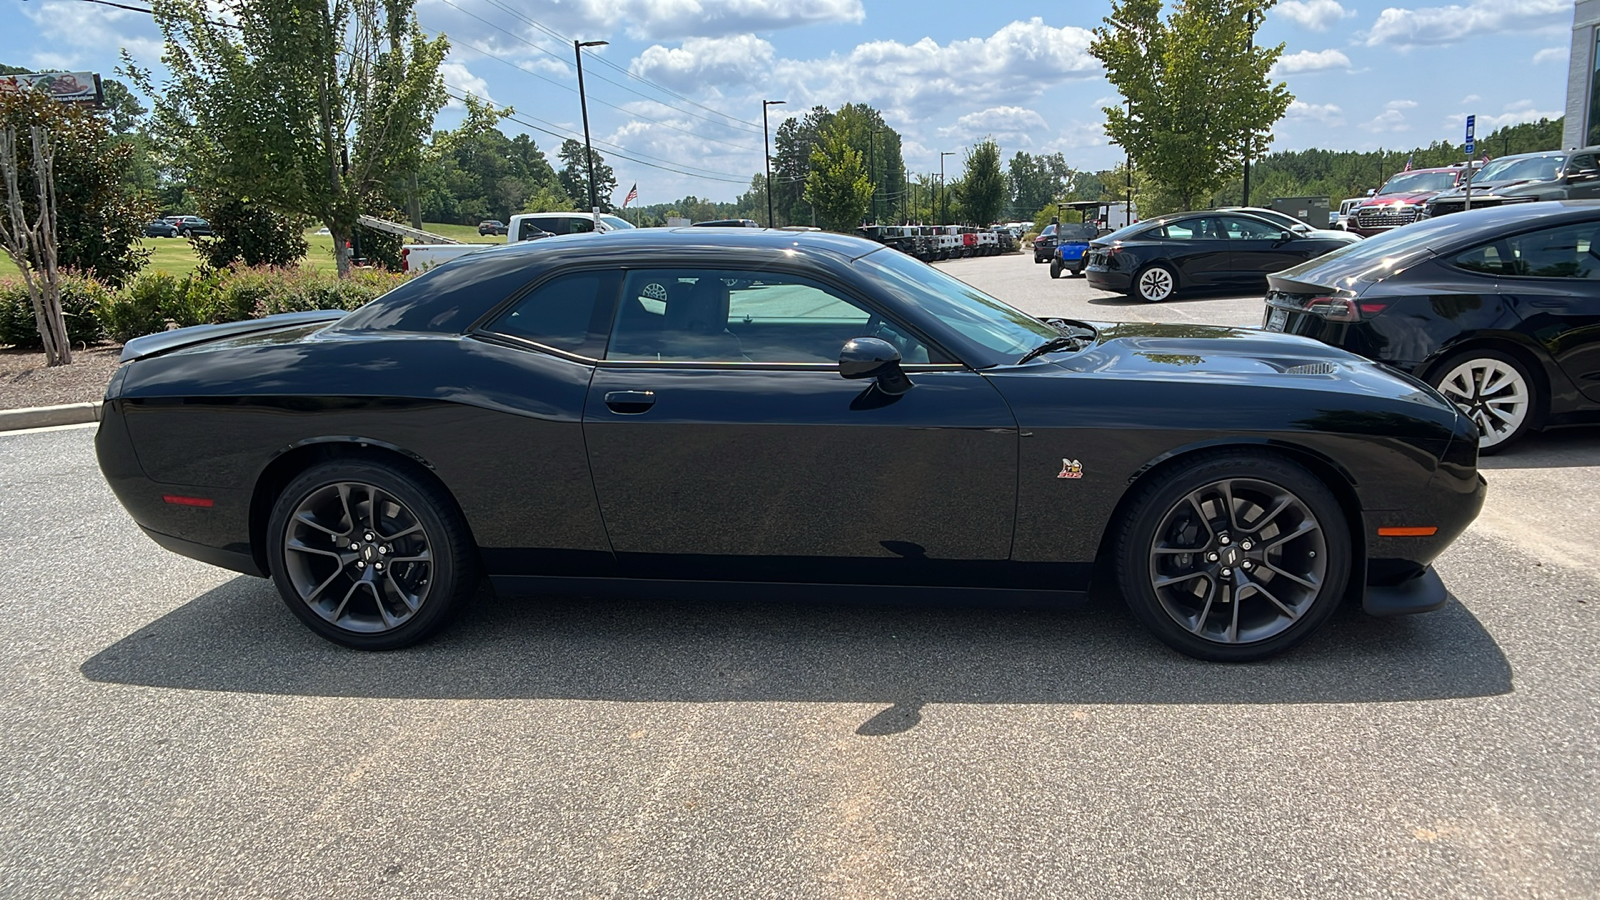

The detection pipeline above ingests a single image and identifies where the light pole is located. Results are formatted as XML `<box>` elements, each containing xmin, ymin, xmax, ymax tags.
<box><xmin>1241</xmin><ymin>9</ymin><xmax>1260</xmax><ymax>207</ymax></box>
<box><xmin>869</xmin><ymin>128</ymin><xmax>884</xmax><ymax>224</ymax></box>
<box><xmin>574</xmin><ymin>39</ymin><xmax>609</xmax><ymax>230</ymax></box>
<box><xmin>1125</xmin><ymin>98</ymin><xmax>1133</xmax><ymax>224</ymax></box>
<box><xmin>763</xmin><ymin>99</ymin><xmax>786</xmax><ymax>228</ymax></box>
<box><xmin>939</xmin><ymin>151</ymin><xmax>955</xmax><ymax>225</ymax></box>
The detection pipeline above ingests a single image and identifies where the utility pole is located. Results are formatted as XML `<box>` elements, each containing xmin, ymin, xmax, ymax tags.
<box><xmin>869</xmin><ymin>128</ymin><xmax>884</xmax><ymax>224</ymax></box>
<box><xmin>763</xmin><ymin>99</ymin><xmax>786</xmax><ymax>228</ymax></box>
<box><xmin>574</xmin><ymin>39</ymin><xmax>609</xmax><ymax>230</ymax></box>
<box><xmin>940</xmin><ymin>150</ymin><xmax>956</xmax><ymax>225</ymax></box>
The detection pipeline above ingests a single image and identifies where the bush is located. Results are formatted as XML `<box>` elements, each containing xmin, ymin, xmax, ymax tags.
<box><xmin>194</xmin><ymin>198</ymin><xmax>309</xmax><ymax>270</ymax></box>
<box><xmin>0</xmin><ymin>273</ymin><xmax>110</xmax><ymax>348</ymax></box>
<box><xmin>96</xmin><ymin>265</ymin><xmax>410</xmax><ymax>341</ymax></box>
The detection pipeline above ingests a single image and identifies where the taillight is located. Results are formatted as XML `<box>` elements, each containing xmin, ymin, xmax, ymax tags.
<box><xmin>1302</xmin><ymin>296</ymin><xmax>1389</xmax><ymax>322</ymax></box>
<box><xmin>401</xmin><ymin>246</ymin><xmax>410</xmax><ymax>273</ymax></box>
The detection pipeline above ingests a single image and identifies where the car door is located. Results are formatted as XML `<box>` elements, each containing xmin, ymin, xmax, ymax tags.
<box><xmin>582</xmin><ymin>265</ymin><xmax>1020</xmax><ymax>586</ymax></box>
<box><xmin>1157</xmin><ymin>216</ymin><xmax>1231</xmax><ymax>286</ymax></box>
<box><xmin>1221</xmin><ymin>215</ymin><xmax>1304</xmax><ymax>284</ymax></box>
<box><xmin>1491</xmin><ymin>219</ymin><xmax>1600</xmax><ymax>403</ymax></box>
<box><xmin>1563</xmin><ymin>153</ymin><xmax>1600</xmax><ymax>200</ymax></box>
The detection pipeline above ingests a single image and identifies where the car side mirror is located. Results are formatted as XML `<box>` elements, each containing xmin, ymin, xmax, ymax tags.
<box><xmin>839</xmin><ymin>337</ymin><xmax>913</xmax><ymax>395</ymax></box>
<box><xmin>1279</xmin><ymin>229</ymin><xmax>1295</xmax><ymax>242</ymax></box>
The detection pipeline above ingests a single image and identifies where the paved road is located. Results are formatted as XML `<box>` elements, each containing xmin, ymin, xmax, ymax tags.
<box><xmin>1</xmin><ymin>257</ymin><xmax>1598</xmax><ymax>897</ymax></box>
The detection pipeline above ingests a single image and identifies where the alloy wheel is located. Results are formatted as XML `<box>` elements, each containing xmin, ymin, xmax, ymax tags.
<box><xmin>1146</xmin><ymin>477</ymin><xmax>1328</xmax><ymax>645</ymax></box>
<box><xmin>1436</xmin><ymin>357</ymin><xmax>1529</xmax><ymax>450</ymax></box>
<box><xmin>1137</xmin><ymin>266</ymin><xmax>1174</xmax><ymax>302</ymax></box>
<box><xmin>281</xmin><ymin>481</ymin><xmax>434</xmax><ymax>634</ymax></box>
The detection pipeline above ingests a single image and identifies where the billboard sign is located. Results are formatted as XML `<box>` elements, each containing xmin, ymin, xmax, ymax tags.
<box><xmin>0</xmin><ymin>72</ymin><xmax>105</xmax><ymax>106</ymax></box>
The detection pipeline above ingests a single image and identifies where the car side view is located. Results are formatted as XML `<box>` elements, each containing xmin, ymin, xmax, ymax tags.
<box><xmin>1264</xmin><ymin>200</ymin><xmax>1600</xmax><ymax>452</ymax></box>
<box><xmin>97</xmin><ymin>230</ymin><xmax>1483</xmax><ymax>662</ymax></box>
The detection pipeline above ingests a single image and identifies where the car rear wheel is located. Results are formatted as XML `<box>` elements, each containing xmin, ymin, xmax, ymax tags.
<box><xmin>1430</xmin><ymin>349</ymin><xmax>1537</xmax><ymax>454</ymax></box>
<box><xmin>1114</xmin><ymin>452</ymin><xmax>1350</xmax><ymax>662</ymax></box>
<box><xmin>1135</xmin><ymin>263</ymin><xmax>1176</xmax><ymax>302</ymax></box>
<box><xmin>267</xmin><ymin>459</ymin><xmax>478</xmax><ymax>649</ymax></box>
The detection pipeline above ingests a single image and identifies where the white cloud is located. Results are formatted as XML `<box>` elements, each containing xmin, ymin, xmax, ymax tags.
<box><xmin>440</xmin><ymin>60</ymin><xmax>495</xmax><ymax>107</ymax></box>
<box><xmin>1287</xmin><ymin>100</ymin><xmax>1346</xmax><ymax>126</ymax></box>
<box><xmin>1533</xmin><ymin>46</ymin><xmax>1568</xmax><ymax>65</ymax></box>
<box><xmin>630</xmin><ymin>35</ymin><xmax>776</xmax><ymax>89</ymax></box>
<box><xmin>20</xmin><ymin>0</ymin><xmax>163</xmax><ymax>69</ymax></box>
<box><xmin>938</xmin><ymin>106</ymin><xmax>1049</xmax><ymax>145</ymax></box>
<box><xmin>1462</xmin><ymin>94</ymin><xmax>1481</xmax><ymax>103</ymax></box>
<box><xmin>1363</xmin><ymin>99</ymin><xmax>1417</xmax><ymax>132</ymax></box>
<box><xmin>1452</xmin><ymin>99</ymin><xmax>1563</xmax><ymax>130</ymax></box>
<box><xmin>1277</xmin><ymin>0</ymin><xmax>1355</xmax><ymax>31</ymax></box>
<box><xmin>618</xmin><ymin>0</ymin><xmax>863</xmax><ymax>40</ymax></box>
<box><xmin>1271</xmin><ymin>49</ymin><xmax>1353</xmax><ymax>75</ymax></box>
<box><xmin>1365</xmin><ymin>0</ymin><xmax>1569</xmax><ymax>49</ymax></box>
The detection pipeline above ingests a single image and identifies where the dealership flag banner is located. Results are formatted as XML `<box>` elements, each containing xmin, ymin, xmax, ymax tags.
<box><xmin>623</xmin><ymin>183</ymin><xmax>638</xmax><ymax>208</ymax></box>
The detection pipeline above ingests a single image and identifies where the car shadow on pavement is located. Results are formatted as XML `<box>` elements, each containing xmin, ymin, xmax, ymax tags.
<box><xmin>1477</xmin><ymin>425</ymin><xmax>1600</xmax><ymax>469</ymax></box>
<box><xmin>81</xmin><ymin>577</ymin><xmax>1512</xmax><ymax>707</ymax></box>
<box><xmin>1085</xmin><ymin>287</ymin><xmax>1260</xmax><ymax>307</ymax></box>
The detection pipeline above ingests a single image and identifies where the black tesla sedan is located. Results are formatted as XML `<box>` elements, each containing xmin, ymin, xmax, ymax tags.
<box><xmin>1264</xmin><ymin>200</ymin><xmax>1600</xmax><ymax>453</ymax></box>
<box><xmin>96</xmin><ymin>229</ymin><xmax>1483</xmax><ymax>661</ymax></box>
<box><xmin>1086</xmin><ymin>210</ymin><xmax>1360</xmax><ymax>302</ymax></box>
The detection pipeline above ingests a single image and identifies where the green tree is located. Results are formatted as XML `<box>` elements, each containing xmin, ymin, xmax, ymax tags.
<box><xmin>1091</xmin><ymin>0</ymin><xmax>1291</xmax><ymax>210</ymax></box>
<box><xmin>960</xmin><ymin>138</ymin><xmax>1005</xmax><ymax>225</ymax></box>
<box><xmin>804</xmin><ymin>123</ymin><xmax>871</xmax><ymax>232</ymax></box>
<box><xmin>557</xmin><ymin>139</ymin><xmax>617</xmax><ymax>212</ymax></box>
<box><xmin>0</xmin><ymin>90</ymin><xmax>149</xmax><ymax>288</ymax></box>
<box><xmin>194</xmin><ymin>198</ymin><xmax>308</xmax><ymax>269</ymax></box>
<box><xmin>140</xmin><ymin>0</ymin><xmax>448</xmax><ymax>276</ymax></box>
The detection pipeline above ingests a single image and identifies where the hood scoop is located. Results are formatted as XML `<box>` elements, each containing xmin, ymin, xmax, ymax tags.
<box><xmin>1284</xmin><ymin>361</ymin><xmax>1338</xmax><ymax>375</ymax></box>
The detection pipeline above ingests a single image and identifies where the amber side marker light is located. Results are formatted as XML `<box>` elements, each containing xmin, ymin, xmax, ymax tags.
<box><xmin>1377</xmin><ymin>526</ymin><xmax>1437</xmax><ymax>537</ymax></box>
<box><xmin>162</xmin><ymin>495</ymin><xmax>214</xmax><ymax>508</ymax></box>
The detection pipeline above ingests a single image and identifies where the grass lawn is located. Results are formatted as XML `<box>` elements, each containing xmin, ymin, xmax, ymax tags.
<box><xmin>2</xmin><ymin>222</ymin><xmax>498</xmax><ymax>281</ymax></box>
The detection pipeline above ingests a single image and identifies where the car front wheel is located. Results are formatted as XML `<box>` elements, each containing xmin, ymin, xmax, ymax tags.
<box><xmin>1135</xmin><ymin>263</ymin><xmax>1176</xmax><ymax>302</ymax></box>
<box><xmin>1050</xmin><ymin>259</ymin><xmax>1063</xmax><ymax>278</ymax></box>
<box><xmin>1430</xmin><ymin>349</ymin><xmax>1538</xmax><ymax>454</ymax></box>
<box><xmin>1114</xmin><ymin>452</ymin><xmax>1350</xmax><ymax>661</ymax></box>
<box><xmin>267</xmin><ymin>459</ymin><xmax>478</xmax><ymax>649</ymax></box>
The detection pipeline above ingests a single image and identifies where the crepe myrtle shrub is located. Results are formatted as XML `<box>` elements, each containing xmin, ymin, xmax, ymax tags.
<box><xmin>96</xmin><ymin>266</ymin><xmax>411</xmax><ymax>340</ymax></box>
<box><xmin>0</xmin><ymin>273</ymin><xmax>109</xmax><ymax>347</ymax></box>
<box><xmin>194</xmin><ymin>198</ymin><xmax>309</xmax><ymax>270</ymax></box>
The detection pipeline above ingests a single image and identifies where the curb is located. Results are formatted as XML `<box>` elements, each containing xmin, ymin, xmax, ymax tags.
<box><xmin>0</xmin><ymin>402</ymin><xmax>101</xmax><ymax>432</ymax></box>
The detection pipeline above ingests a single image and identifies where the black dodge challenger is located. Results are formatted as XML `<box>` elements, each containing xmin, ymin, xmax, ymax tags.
<box><xmin>96</xmin><ymin>230</ymin><xmax>1485</xmax><ymax>661</ymax></box>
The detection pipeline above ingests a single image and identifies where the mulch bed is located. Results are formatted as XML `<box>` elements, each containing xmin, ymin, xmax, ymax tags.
<box><xmin>0</xmin><ymin>345</ymin><xmax>123</xmax><ymax>411</ymax></box>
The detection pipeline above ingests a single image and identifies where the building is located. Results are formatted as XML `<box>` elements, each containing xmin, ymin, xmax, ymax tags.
<box><xmin>1565</xmin><ymin>1</ymin><xmax>1600</xmax><ymax>148</ymax></box>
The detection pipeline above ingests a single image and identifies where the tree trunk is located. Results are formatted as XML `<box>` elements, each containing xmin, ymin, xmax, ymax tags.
<box><xmin>331</xmin><ymin>222</ymin><xmax>353</xmax><ymax>278</ymax></box>
<box><xmin>0</xmin><ymin>126</ymin><xmax>71</xmax><ymax>365</ymax></box>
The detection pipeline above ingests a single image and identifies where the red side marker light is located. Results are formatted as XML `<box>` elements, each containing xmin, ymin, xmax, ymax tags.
<box><xmin>162</xmin><ymin>495</ymin><xmax>214</xmax><ymax>508</ymax></box>
<box><xmin>1377</xmin><ymin>526</ymin><xmax>1436</xmax><ymax>537</ymax></box>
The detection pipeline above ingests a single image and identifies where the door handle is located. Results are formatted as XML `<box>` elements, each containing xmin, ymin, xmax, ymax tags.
<box><xmin>604</xmin><ymin>390</ymin><xmax>656</xmax><ymax>414</ymax></box>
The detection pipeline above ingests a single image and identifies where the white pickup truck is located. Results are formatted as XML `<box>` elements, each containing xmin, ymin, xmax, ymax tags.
<box><xmin>391</xmin><ymin>212</ymin><xmax>637</xmax><ymax>272</ymax></box>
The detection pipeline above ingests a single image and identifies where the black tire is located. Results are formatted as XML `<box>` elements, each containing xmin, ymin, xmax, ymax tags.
<box><xmin>1426</xmin><ymin>348</ymin><xmax>1539</xmax><ymax>455</ymax></box>
<box><xmin>1034</xmin><ymin>255</ymin><xmax>1046</xmax><ymax>264</ymax></box>
<box><xmin>1133</xmin><ymin>262</ymin><xmax>1178</xmax><ymax>302</ymax></box>
<box><xmin>1050</xmin><ymin>260</ymin><xmax>1063</xmax><ymax>279</ymax></box>
<box><xmin>266</xmin><ymin>459</ymin><xmax>478</xmax><ymax>650</ymax></box>
<box><xmin>1114</xmin><ymin>451</ymin><xmax>1351</xmax><ymax>662</ymax></box>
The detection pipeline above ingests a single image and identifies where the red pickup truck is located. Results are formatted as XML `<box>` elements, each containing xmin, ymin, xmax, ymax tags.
<box><xmin>1348</xmin><ymin>166</ymin><xmax>1470</xmax><ymax>237</ymax></box>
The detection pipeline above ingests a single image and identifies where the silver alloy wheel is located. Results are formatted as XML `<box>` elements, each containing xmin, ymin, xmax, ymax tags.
<box><xmin>1436</xmin><ymin>357</ymin><xmax>1529</xmax><ymax>450</ymax></box>
<box><xmin>1137</xmin><ymin>266</ymin><xmax>1174</xmax><ymax>302</ymax></box>
<box><xmin>282</xmin><ymin>481</ymin><xmax>434</xmax><ymax>633</ymax></box>
<box><xmin>1146</xmin><ymin>477</ymin><xmax>1329</xmax><ymax>645</ymax></box>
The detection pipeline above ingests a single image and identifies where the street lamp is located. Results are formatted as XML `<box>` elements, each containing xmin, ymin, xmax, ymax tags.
<box><xmin>1125</xmin><ymin>98</ymin><xmax>1133</xmax><ymax>225</ymax></box>
<box><xmin>939</xmin><ymin>150</ymin><xmax>956</xmax><ymax>225</ymax></box>
<box><xmin>763</xmin><ymin>99</ymin><xmax>786</xmax><ymax>228</ymax></box>
<box><xmin>574</xmin><ymin>39</ymin><xmax>609</xmax><ymax>230</ymax></box>
<box><xmin>869</xmin><ymin>128</ymin><xmax>885</xmax><ymax>224</ymax></box>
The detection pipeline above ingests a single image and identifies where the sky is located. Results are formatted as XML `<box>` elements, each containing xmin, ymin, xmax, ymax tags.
<box><xmin>1</xmin><ymin>0</ymin><xmax>1579</xmax><ymax>204</ymax></box>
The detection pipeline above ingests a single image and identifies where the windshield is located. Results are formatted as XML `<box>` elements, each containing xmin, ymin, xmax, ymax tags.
<box><xmin>1058</xmin><ymin>223</ymin><xmax>1098</xmax><ymax>240</ymax></box>
<box><xmin>1474</xmin><ymin>154</ymin><xmax>1563</xmax><ymax>183</ymax></box>
<box><xmin>855</xmin><ymin>249</ymin><xmax>1059</xmax><ymax>360</ymax></box>
<box><xmin>1378</xmin><ymin>171</ymin><xmax>1459</xmax><ymax>194</ymax></box>
<box><xmin>600</xmin><ymin>215</ymin><xmax>635</xmax><ymax>230</ymax></box>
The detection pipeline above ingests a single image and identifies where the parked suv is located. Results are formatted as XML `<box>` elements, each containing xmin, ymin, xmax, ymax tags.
<box><xmin>478</xmin><ymin>220</ymin><xmax>507</xmax><ymax>236</ymax></box>
<box><xmin>1033</xmin><ymin>222</ymin><xmax>1058</xmax><ymax>263</ymax></box>
<box><xmin>513</xmin><ymin>212</ymin><xmax>635</xmax><ymax>241</ymax></box>
<box><xmin>173</xmin><ymin>216</ymin><xmax>211</xmax><ymax>238</ymax></box>
<box><xmin>1423</xmin><ymin>149</ymin><xmax>1600</xmax><ymax>218</ymax></box>
<box><xmin>1349</xmin><ymin>167</ymin><xmax>1468</xmax><ymax>237</ymax></box>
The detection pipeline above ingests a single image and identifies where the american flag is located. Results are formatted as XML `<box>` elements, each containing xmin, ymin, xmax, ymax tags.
<box><xmin>1403</xmin><ymin>153</ymin><xmax>1414</xmax><ymax>172</ymax></box>
<box><xmin>622</xmin><ymin>183</ymin><xmax>638</xmax><ymax>207</ymax></box>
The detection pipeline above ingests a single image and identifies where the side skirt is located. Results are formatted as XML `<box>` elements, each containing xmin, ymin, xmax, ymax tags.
<box><xmin>490</xmin><ymin>575</ymin><xmax>1087</xmax><ymax>611</ymax></box>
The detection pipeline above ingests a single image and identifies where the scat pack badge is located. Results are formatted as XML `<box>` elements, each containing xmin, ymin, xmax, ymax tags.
<box><xmin>1058</xmin><ymin>458</ymin><xmax>1084</xmax><ymax>480</ymax></box>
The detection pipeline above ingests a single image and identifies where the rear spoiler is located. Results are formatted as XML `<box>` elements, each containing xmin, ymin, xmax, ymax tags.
<box><xmin>119</xmin><ymin>310</ymin><xmax>347</xmax><ymax>362</ymax></box>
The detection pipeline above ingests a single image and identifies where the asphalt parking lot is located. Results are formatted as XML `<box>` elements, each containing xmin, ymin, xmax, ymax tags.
<box><xmin>1</xmin><ymin>252</ymin><xmax>1596</xmax><ymax>898</ymax></box>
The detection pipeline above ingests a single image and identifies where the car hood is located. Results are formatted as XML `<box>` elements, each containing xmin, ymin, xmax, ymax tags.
<box><xmin>1039</xmin><ymin>322</ymin><xmax>1454</xmax><ymax>413</ymax></box>
<box><xmin>1359</xmin><ymin>190</ymin><xmax>1440</xmax><ymax>207</ymax></box>
<box><xmin>1431</xmin><ymin>178</ymin><xmax>1555</xmax><ymax>199</ymax></box>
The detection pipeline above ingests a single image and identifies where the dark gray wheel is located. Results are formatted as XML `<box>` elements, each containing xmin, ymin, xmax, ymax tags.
<box><xmin>267</xmin><ymin>459</ymin><xmax>477</xmax><ymax>649</ymax></box>
<box><xmin>1115</xmin><ymin>452</ymin><xmax>1350</xmax><ymax>661</ymax></box>
<box><xmin>1050</xmin><ymin>259</ymin><xmax>1063</xmax><ymax>278</ymax></box>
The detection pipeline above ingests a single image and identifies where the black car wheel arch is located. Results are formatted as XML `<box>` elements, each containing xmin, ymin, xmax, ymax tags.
<box><xmin>266</xmin><ymin>456</ymin><xmax>479</xmax><ymax>649</ymax></box>
<box><xmin>1113</xmin><ymin>450</ymin><xmax>1352</xmax><ymax>661</ymax></box>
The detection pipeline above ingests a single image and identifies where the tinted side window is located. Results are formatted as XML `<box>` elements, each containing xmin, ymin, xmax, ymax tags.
<box><xmin>1222</xmin><ymin>216</ymin><xmax>1281</xmax><ymax>240</ymax></box>
<box><xmin>1456</xmin><ymin>222</ymin><xmax>1600</xmax><ymax>279</ymax></box>
<box><xmin>1569</xmin><ymin>154</ymin><xmax>1598</xmax><ymax>174</ymax></box>
<box><xmin>486</xmin><ymin>270</ymin><xmax>618</xmax><ymax>357</ymax></box>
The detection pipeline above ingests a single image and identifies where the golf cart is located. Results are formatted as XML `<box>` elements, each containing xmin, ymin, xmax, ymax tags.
<box><xmin>1050</xmin><ymin>201</ymin><xmax>1112</xmax><ymax>279</ymax></box>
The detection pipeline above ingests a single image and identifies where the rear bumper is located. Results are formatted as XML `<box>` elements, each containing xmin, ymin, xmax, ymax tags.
<box><xmin>1085</xmin><ymin>267</ymin><xmax>1131</xmax><ymax>293</ymax></box>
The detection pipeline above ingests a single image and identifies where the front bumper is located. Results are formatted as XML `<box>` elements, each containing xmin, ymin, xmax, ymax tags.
<box><xmin>1363</xmin><ymin>565</ymin><xmax>1448</xmax><ymax>616</ymax></box>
